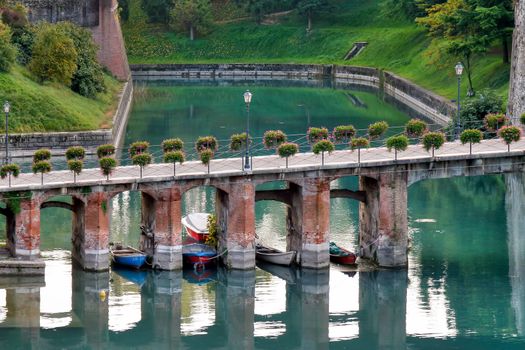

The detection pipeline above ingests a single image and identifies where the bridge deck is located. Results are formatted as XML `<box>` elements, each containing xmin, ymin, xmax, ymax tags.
<box><xmin>0</xmin><ymin>138</ymin><xmax>524</xmax><ymax>192</ymax></box>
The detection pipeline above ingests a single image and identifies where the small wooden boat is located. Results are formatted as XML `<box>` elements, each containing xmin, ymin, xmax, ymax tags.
<box><xmin>329</xmin><ymin>242</ymin><xmax>357</xmax><ymax>265</ymax></box>
<box><xmin>182</xmin><ymin>243</ymin><xmax>217</xmax><ymax>269</ymax></box>
<box><xmin>181</xmin><ymin>213</ymin><xmax>211</xmax><ymax>243</ymax></box>
<box><xmin>110</xmin><ymin>245</ymin><xmax>147</xmax><ymax>269</ymax></box>
<box><xmin>255</xmin><ymin>244</ymin><xmax>296</xmax><ymax>266</ymax></box>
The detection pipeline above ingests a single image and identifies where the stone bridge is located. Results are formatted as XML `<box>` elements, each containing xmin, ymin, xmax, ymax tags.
<box><xmin>18</xmin><ymin>0</ymin><xmax>129</xmax><ymax>80</ymax></box>
<box><xmin>0</xmin><ymin>137</ymin><xmax>524</xmax><ymax>272</ymax></box>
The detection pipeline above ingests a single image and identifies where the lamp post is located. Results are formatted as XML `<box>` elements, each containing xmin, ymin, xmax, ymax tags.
<box><xmin>455</xmin><ymin>62</ymin><xmax>464</xmax><ymax>139</ymax></box>
<box><xmin>243</xmin><ymin>90</ymin><xmax>252</xmax><ymax>170</ymax></box>
<box><xmin>298</xmin><ymin>104</ymin><xmax>311</xmax><ymax>129</ymax></box>
<box><xmin>3</xmin><ymin>101</ymin><xmax>10</xmax><ymax>164</ymax></box>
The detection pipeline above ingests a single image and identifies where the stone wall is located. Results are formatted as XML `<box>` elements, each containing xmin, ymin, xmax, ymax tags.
<box><xmin>131</xmin><ymin>64</ymin><xmax>454</xmax><ymax>126</ymax></box>
<box><xmin>18</xmin><ymin>0</ymin><xmax>99</xmax><ymax>26</ymax></box>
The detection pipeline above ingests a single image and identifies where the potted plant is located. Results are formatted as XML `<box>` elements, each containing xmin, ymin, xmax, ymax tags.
<box><xmin>484</xmin><ymin>113</ymin><xmax>508</xmax><ymax>132</ymax></box>
<box><xmin>33</xmin><ymin>148</ymin><xmax>51</xmax><ymax>162</ymax></box>
<box><xmin>164</xmin><ymin>150</ymin><xmax>185</xmax><ymax>176</ymax></box>
<box><xmin>230</xmin><ymin>132</ymin><xmax>251</xmax><ymax>151</ymax></box>
<box><xmin>99</xmin><ymin>157</ymin><xmax>117</xmax><ymax>180</ymax></box>
<box><xmin>350</xmin><ymin>137</ymin><xmax>370</xmax><ymax>164</ymax></box>
<box><xmin>66</xmin><ymin>146</ymin><xmax>86</xmax><ymax>183</ymax></box>
<box><xmin>498</xmin><ymin>125</ymin><xmax>522</xmax><ymax>152</ymax></box>
<box><xmin>195</xmin><ymin>136</ymin><xmax>218</xmax><ymax>153</ymax></box>
<box><xmin>312</xmin><ymin>139</ymin><xmax>335</xmax><ymax>166</ymax></box>
<box><xmin>307</xmin><ymin>127</ymin><xmax>329</xmax><ymax>144</ymax></box>
<box><xmin>32</xmin><ymin>160</ymin><xmax>51</xmax><ymax>185</ymax></box>
<box><xmin>405</xmin><ymin>119</ymin><xmax>428</xmax><ymax>138</ymax></box>
<box><xmin>129</xmin><ymin>141</ymin><xmax>150</xmax><ymax>157</ymax></box>
<box><xmin>368</xmin><ymin>121</ymin><xmax>389</xmax><ymax>140</ymax></box>
<box><xmin>161</xmin><ymin>138</ymin><xmax>184</xmax><ymax>153</ymax></box>
<box><xmin>277</xmin><ymin>142</ymin><xmax>299</xmax><ymax>168</ymax></box>
<box><xmin>97</xmin><ymin>144</ymin><xmax>116</xmax><ymax>158</ymax></box>
<box><xmin>422</xmin><ymin>132</ymin><xmax>446</xmax><ymax>157</ymax></box>
<box><xmin>263</xmin><ymin>130</ymin><xmax>287</xmax><ymax>149</ymax></box>
<box><xmin>200</xmin><ymin>149</ymin><xmax>214</xmax><ymax>173</ymax></box>
<box><xmin>386</xmin><ymin>135</ymin><xmax>409</xmax><ymax>161</ymax></box>
<box><xmin>460</xmin><ymin>129</ymin><xmax>483</xmax><ymax>155</ymax></box>
<box><xmin>132</xmin><ymin>153</ymin><xmax>153</xmax><ymax>178</ymax></box>
<box><xmin>0</xmin><ymin>163</ymin><xmax>20</xmax><ymax>187</ymax></box>
<box><xmin>333</xmin><ymin>125</ymin><xmax>356</xmax><ymax>144</ymax></box>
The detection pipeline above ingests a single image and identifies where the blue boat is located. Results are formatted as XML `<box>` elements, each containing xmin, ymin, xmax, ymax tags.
<box><xmin>110</xmin><ymin>245</ymin><xmax>147</xmax><ymax>269</ymax></box>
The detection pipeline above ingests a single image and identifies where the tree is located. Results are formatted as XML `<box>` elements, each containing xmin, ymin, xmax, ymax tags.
<box><xmin>422</xmin><ymin>132</ymin><xmax>446</xmax><ymax>157</ymax></box>
<box><xmin>0</xmin><ymin>22</ymin><xmax>16</xmax><ymax>72</ymax></box>
<box><xmin>386</xmin><ymin>135</ymin><xmax>409</xmax><ymax>160</ymax></box>
<box><xmin>295</xmin><ymin>0</ymin><xmax>332</xmax><ymax>32</ymax></box>
<box><xmin>141</xmin><ymin>0</ymin><xmax>174</xmax><ymax>24</ymax></box>
<box><xmin>57</xmin><ymin>22</ymin><xmax>106</xmax><ymax>98</ymax></box>
<box><xmin>170</xmin><ymin>0</ymin><xmax>213</xmax><ymax>40</ymax></box>
<box><xmin>498</xmin><ymin>125</ymin><xmax>521</xmax><ymax>152</ymax></box>
<box><xmin>29</xmin><ymin>24</ymin><xmax>78</xmax><ymax>85</ymax></box>
<box><xmin>460</xmin><ymin>129</ymin><xmax>483</xmax><ymax>154</ymax></box>
<box><xmin>277</xmin><ymin>142</ymin><xmax>299</xmax><ymax>168</ymax></box>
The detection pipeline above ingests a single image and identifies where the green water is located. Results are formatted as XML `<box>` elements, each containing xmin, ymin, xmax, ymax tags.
<box><xmin>1</xmin><ymin>80</ymin><xmax>525</xmax><ymax>349</ymax></box>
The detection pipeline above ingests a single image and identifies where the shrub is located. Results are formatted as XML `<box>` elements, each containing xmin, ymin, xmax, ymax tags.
<box><xmin>350</xmin><ymin>137</ymin><xmax>370</xmax><ymax>150</ymax></box>
<box><xmin>161</xmin><ymin>138</ymin><xmax>184</xmax><ymax>153</ymax></box>
<box><xmin>132</xmin><ymin>153</ymin><xmax>153</xmax><ymax>167</ymax></box>
<box><xmin>200</xmin><ymin>149</ymin><xmax>214</xmax><ymax>165</ymax></box>
<box><xmin>386</xmin><ymin>135</ymin><xmax>409</xmax><ymax>152</ymax></box>
<box><xmin>460</xmin><ymin>129</ymin><xmax>483</xmax><ymax>145</ymax></box>
<box><xmin>205</xmin><ymin>214</ymin><xmax>218</xmax><ymax>248</ymax></box>
<box><xmin>312</xmin><ymin>140</ymin><xmax>335</xmax><ymax>155</ymax></box>
<box><xmin>141</xmin><ymin>0</ymin><xmax>174</xmax><ymax>24</ymax></box>
<box><xmin>422</xmin><ymin>132</ymin><xmax>446</xmax><ymax>154</ymax></box>
<box><xmin>195</xmin><ymin>136</ymin><xmax>218</xmax><ymax>153</ymax></box>
<box><xmin>405</xmin><ymin>119</ymin><xmax>428</xmax><ymax>137</ymax></box>
<box><xmin>99</xmin><ymin>157</ymin><xmax>117</xmax><ymax>177</ymax></box>
<box><xmin>164</xmin><ymin>151</ymin><xmax>185</xmax><ymax>164</ymax></box>
<box><xmin>484</xmin><ymin>113</ymin><xmax>508</xmax><ymax>131</ymax></box>
<box><xmin>460</xmin><ymin>90</ymin><xmax>503</xmax><ymax>129</ymax></box>
<box><xmin>11</xmin><ymin>25</ymin><xmax>34</xmax><ymax>66</ymax></box>
<box><xmin>0</xmin><ymin>163</ymin><xmax>20</xmax><ymax>179</ymax></box>
<box><xmin>29</xmin><ymin>23</ymin><xmax>78</xmax><ymax>85</ymax></box>
<box><xmin>67</xmin><ymin>159</ymin><xmax>83</xmax><ymax>175</ymax></box>
<box><xmin>521</xmin><ymin>113</ymin><xmax>525</xmax><ymax>126</ymax></box>
<box><xmin>263</xmin><ymin>130</ymin><xmax>287</xmax><ymax>149</ymax></box>
<box><xmin>230</xmin><ymin>133</ymin><xmax>251</xmax><ymax>151</ymax></box>
<box><xmin>97</xmin><ymin>144</ymin><xmax>115</xmax><ymax>158</ymax></box>
<box><xmin>277</xmin><ymin>142</ymin><xmax>299</xmax><ymax>158</ymax></box>
<box><xmin>498</xmin><ymin>126</ymin><xmax>522</xmax><ymax>148</ymax></box>
<box><xmin>65</xmin><ymin>146</ymin><xmax>86</xmax><ymax>160</ymax></box>
<box><xmin>333</xmin><ymin>125</ymin><xmax>356</xmax><ymax>143</ymax></box>
<box><xmin>129</xmin><ymin>141</ymin><xmax>150</xmax><ymax>157</ymax></box>
<box><xmin>368</xmin><ymin>121</ymin><xmax>389</xmax><ymax>139</ymax></box>
<box><xmin>0</xmin><ymin>22</ymin><xmax>16</xmax><ymax>72</ymax></box>
<box><xmin>33</xmin><ymin>148</ymin><xmax>51</xmax><ymax>162</ymax></box>
<box><xmin>32</xmin><ymin>160</ymin><xmax>51</xmax><ymax>174</ymax></box>
<box><xmin>307</xmin><ymin>127</ymin><xmax>329</xmax><ymax>144</ymax></box>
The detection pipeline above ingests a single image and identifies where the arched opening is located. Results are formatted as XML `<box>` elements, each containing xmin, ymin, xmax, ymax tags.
<box><xmin>0</xmin><ymin>203</ymin><xmax>15</xmax><ymax>256</ymax></box>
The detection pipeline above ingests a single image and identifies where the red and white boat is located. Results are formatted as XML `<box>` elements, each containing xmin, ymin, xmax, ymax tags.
<box><xmin>329</xmin><ymin>242</ymin><xmax>357</xmax><ymax>265</ymax></box>
<box><xmin>181</xmin><ymin>213</ymin><xmax>211</xmax><ymax>242</ymax></box>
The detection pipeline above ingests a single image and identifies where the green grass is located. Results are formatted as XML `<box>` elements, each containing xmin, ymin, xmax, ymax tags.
<box><xmin>123</xmin><ymin>0</ymin><xmax>509</xmax><ymax>101</ymax></box>
<box><xmin>0</xmin><ymin>65</ymin><xmax>122</xmax><ymax>133</ymax></box>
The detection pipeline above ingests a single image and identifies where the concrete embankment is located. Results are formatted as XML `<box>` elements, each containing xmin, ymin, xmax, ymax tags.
<box><xmin>131</xmin><ymin>63</ymin><xmax>455</xmax><ymax>126</ymax></box>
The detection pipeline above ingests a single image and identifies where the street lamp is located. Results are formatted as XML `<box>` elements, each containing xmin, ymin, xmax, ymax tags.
<box><xmin>243</xmin><ymin>90</ymin><xmax>252</xmax><ymax>170</ymax></box>
<box><xmin>298</xmin><ymin>104</ymin><xmax>311</xmax><ymax>128</ymax></box>
<box><xmin>3</xmin><ymin>101</ymin><xmax>10</xmax><ymax>164</ymax></box>
<box><xmin>455</xmin><ymin>62</ymin><xmax>464</xmax><ymax>139</ymax></box>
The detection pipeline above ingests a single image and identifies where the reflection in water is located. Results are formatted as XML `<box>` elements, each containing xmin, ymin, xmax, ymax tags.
<box><xmin>506</xmin><ymin>173</ymin><xmax>525</xmax><ymax>336</ymax></box>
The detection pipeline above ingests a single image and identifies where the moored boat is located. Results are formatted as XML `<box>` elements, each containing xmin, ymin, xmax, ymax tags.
<box><xmin>255</xmin><ymin>244</ymin><xmax>296</xmax><ymax>266</ymax></box>
<box><xmin>181</xmin><ymin>213</ymin><xmax>211</xmax><ymax>243</ymax></box>
<box><xmin>110</xmin><ymin>245</ymin><xmax>147</xmax><ymax>269</ymax></box>
<box><xmin>182</xmin><ymin>243</ymin><xmax>217</xmax><ymax>269</ymax></box>
<box><xmin>329</xmin><ymin>242</ymin><xmax>357</xmax><ymax>265</ymax></box>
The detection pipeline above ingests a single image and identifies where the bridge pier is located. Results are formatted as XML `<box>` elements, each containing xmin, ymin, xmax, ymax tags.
<box><xmin>359</xmin><ymin>170</ymin><xmax>408</xmax><ymax>268</ymax></box>
<box><xmin>11</xmin><ymin>196</ymin><xmax>42</xmax><ymax>260</ymax></box>
<box><xmin>287</xmin><ymin>179</ymin><xmax>331</xmax><ymax>269</ymax></box>
<box><xmin>217</xmin><ymin>180</ymin><xmax>256</xmax><ymax>270</ymax></box>
<box><xmin>141</xmin><ymin>187</ymin><xmax>183</xmax><ymax>270</ymax></box>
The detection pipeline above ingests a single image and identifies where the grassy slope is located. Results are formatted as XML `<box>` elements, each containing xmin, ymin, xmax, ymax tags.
<box><xmin>0</xmin><ymin>65</ymin><xmax>122</xmax><ymax>133</ymax></box>
<box><xmin>123</xmin><ymin>0</ymin><xmax>509</xmax><ymax>101</ymax></box>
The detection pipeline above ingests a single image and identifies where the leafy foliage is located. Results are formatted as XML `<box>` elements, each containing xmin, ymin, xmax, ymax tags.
<box><xmin>0</xmin><ymin>163</ymin><xmax>20</xmax><ymax>178</ymax></box>
<box><xmin>483</xmin><ymin>113</ymin><xmax>508</xmax><ymax>131</ymax></box>
<box><xmin>33</xmin><ymin>148</ymin><xmax>51</xmax><ymax>162</ymax></box>
<box><xmin>205</xmin><ymin>213</ymin><xmax>218</xmax><ymax>248</ymax></box>
<box><xmin>10</xmin><ymin>25</ymin><xmax>34</xmax><ymax>66</ymax></box>
<box><xmin>29</xmin><ymin>23</ymin><xmax>78</xmax><ymax>85</ymax></box>
<box><xmin>200</xmin><ymin>149</ymin><xmax>214</xmax><ymax>165</ymax></box>
<box><xmin>460</xmin><ymin>90</ymin><xmax>503</xmax><ymax>129</ymax></box>
<box><xmin>368</xmin><ymin>121</ymin><xmax>389</xmax><ymax>140</ymax></box>
<box><xmin>350</xmin><ymin>137</ymin><xmax>369</xmax><ymax>150</ymax></box>
<box><xmin>263</xmin><ymin>130</ymin><xmax>287</xmax><ymax>149</ymax></box>
<box><xmin>460</xmin><ymin>129</ymin><xmax>483</xmax><ymax>145</ymax></box>
<box><xmin>97</xmin><ymin>144</ymin><xmax>116</xmax><ymax>158</ymax></box>
<box><xmin>162</xmin><ymin>138</ymin><xmax>184</xmax><ymax>152</ymax></box>
<box><xmin>195</xmin><ymin>136</ymin><xmax>218</xmax><ymax>152</ymax></box>
<box><xmin>277</xmin><ymin>142</ymin><xmax>299</xmax><ymax>158</ymax></box>
<box><xmin>67</xmin><ymin>159</ymin><xmax>83</xmax><ymax>175</ymax></box>
<box><xmin>132</xmin><ymin>153</ymin><xmax>153</xmax><ymax>167</ymax></box>
<box><xmin>312</xmin><ymin>139</ymin><xmax>335</xmax><ymax>154</ymax></box>
<box><xmin>230</xmin><ymin>132</ymin><xmax>251</xmax><ymax>151</ymax></box>
<box><xmin>422</xmin><ymin>132</ymin><xmax>446</xmax><ymax>151</ymax></box>
<box><xmin>521</xmin><ymin>114</ymin><xmax>525</xmax><ymax>126</ymax></box>
<box><xmin>405</xmin><ymin>118</ymin><xmax>428</xmax><ymax>137</ymax></box>
<box><xmin>333</xmin><ymin>125</ymin><xmax>356</xmax><ymax>143</ymax></box>
<box><xmin>170</xmin><ymin>0</ymin><xmax>213</xmax><ymax>40</ymax></box>
<box><xmin>129</xmin><ymin>141</ymin><xmax>150</xmax><ymax>157</ymax></box>
<box><xmin>296</xmin><ymin>0</ymin><xmax>333</xmax><ymax>31</ymax></box>
<box><xmin>386</xmin><ymin>135</ymin><xmax>409</xmax><ymax>152</ymax></box>
<box><xmin>141</xmin><ymin>0</ymin><xmax>174</xmax><ymax>24</ymax></box>
<box><xmin>164</xmin><ymin>150</ymin><xmax>185</xmax><ymax>164</ymax></box>
<box><xmin>307</xmin><ymin>127</ymin><xmax>329</xmax><ymax>144</ymax></box>
<box><xmin>65</xmin><ymin>146</ymin><xmax>86</xmax><ymax>160</ymax></box>
<box><xmin>32</xmin><ymin>160</ymin><xmax>51</xmax><ymax>174</ymax></box>
<box><xmin>118</xmin><ymin>0</ymin><xmax>130</xmax><ymax>21</ymax></box>
<box><xmin>99</xmin><ymin>157</ymin><xmax>118</xmax><ymax>176</ymax></box>
<box><xmin>0</xmin><ymin>22</ymin><xmax>16</xmax><ymax>72</ymax></box>
<box><xmin>498</xmin><ymin>126</ymin><xmax>521</xmax><ymax>145</ymax></box>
